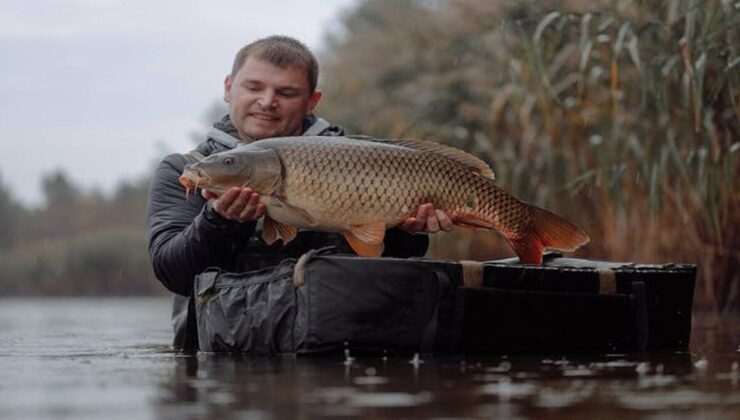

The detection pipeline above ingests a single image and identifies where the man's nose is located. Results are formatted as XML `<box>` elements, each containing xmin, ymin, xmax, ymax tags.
<box><xmin>257</xmin><ymin>90</ymin><xmax>277</xmax><ymax>109</ymax></box>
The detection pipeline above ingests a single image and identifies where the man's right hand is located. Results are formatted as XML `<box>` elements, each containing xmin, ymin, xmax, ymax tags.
<box><xmin>203</xmin><ymin>187</ymin><xmax>267</xmax><ymax>223</ymax></box>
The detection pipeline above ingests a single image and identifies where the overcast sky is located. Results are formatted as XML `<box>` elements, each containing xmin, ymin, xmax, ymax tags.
<box><xmin>0</xmin><ymin>0</ymin><xmax>356</xmax><ymax>206</ymax></box>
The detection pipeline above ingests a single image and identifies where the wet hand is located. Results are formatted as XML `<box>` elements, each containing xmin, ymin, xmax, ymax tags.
<box><xmin>398</xmin><ymin>203</ymin><xmax>453</xmax><ymax>234</ymax></box>
<box><xmin>203</xmin><ymin>187</ymin><xmax>266</xmax><ymax>223</ymax></box>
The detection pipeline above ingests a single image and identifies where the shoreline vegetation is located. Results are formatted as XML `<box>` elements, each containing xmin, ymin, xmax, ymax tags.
<box><xmin>321</xmin><ymin>0</ymin><xmax>738</xmax><ymax>312</ymax></box>
<box><xmin>1</xmin><ymin>1</ymin><xmax>737</xmax><ymax>312</ymax></box>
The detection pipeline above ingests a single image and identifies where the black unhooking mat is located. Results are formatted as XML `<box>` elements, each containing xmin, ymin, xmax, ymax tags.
<box><xmin>192</xmin><ymin>250</ymin><xmax>696</xmax><ymax>355</ymax></box>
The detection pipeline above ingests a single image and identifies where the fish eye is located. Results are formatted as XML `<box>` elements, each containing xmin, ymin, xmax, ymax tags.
<box><xmin>223</xmin><ymin>157</ymin><xmax>235</xmax><ymax>165</ymax></box>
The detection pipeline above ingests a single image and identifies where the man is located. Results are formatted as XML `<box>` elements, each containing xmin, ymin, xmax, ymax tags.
<box><xmin>147</xmin><ymin>36</ymin><xmax>451</xmax><ymax>348</ymax></box>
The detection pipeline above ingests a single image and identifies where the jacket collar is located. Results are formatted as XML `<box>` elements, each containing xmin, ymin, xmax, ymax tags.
<box><xmin>207</xmin><ymin>114</ymin><xmax>331</xmax><ymax>150</ymax></box>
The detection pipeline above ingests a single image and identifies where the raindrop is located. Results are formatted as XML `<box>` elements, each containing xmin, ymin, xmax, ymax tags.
<box><xmin>486</xmin><ymin>361</ymin><xmax>512</xmax><ymax>373</ymax></box>
<box><xmin>344</xmin><ymin>348</ymin><xmax>355</xmax><ymax>366</ymax></box>
<box><xmin>409</xmin><ymin>353</ymin><xmax>424</xmax><ymax>368</ymax></box>
<box><xmin>694</xmin><ymin>358</ymin><xmax>708</xmax><ymax>370</ymax></box>
<box><xmin>635</xmin><ymin>362</ymin><xmax>650</xmax><ymax>374</ymax></box>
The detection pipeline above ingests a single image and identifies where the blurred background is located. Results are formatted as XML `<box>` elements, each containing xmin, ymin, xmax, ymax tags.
<box><xmin>0</xmin><ymin>0</ymin><xmax>737</xmax><ymax>312</ymax></box>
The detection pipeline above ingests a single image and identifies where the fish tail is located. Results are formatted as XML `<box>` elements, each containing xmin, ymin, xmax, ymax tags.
<box><xmin>507</xmin><ymin>205</ymin><xmax>590</xmax><ymax>264</ymax></box>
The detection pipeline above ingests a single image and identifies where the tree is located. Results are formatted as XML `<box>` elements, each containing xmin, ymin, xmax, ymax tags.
<box><xmin>0</xmin><ymin>174</ymin><xmax>22</xmax><ymax>249</ymax></box>
<box><xmin>42</xmin><ymin>170</ymin><xmax>81</xmax><ymax>207</ymax></box>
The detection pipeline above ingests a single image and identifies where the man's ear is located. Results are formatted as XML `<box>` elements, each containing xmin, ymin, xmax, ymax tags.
<box><xmin>307</xmin><ymin>90</ymin><xmax>322</xmax><ymax>112</ymax></box>
<box><xmin>223</xmin><ymin>75</ymin><xmax>233</xmax><ymax>103</ymax></box>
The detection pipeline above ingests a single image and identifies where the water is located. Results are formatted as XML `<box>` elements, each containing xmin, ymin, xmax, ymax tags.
<box><xmin>0</xmin><ymin>298</ymin><xmax>738</xmax><ymax>419</ymax></box>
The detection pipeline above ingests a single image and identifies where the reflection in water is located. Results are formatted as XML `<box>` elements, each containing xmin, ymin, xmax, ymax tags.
<box><xmin>0</xmin><ymin>298</ymin><xmax>738</xmax><ymax>419</ymax></box>
<box><xmin>154</xmin><ymin>342</ymin><xmax>738</xmax><ymax>418</ymax></box>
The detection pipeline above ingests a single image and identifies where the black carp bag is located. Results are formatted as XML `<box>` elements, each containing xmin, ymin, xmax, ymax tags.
<box><xmin>190</xmin><ymin>250</ymin><xmax>695</xmax><ymax>355</ymax></box>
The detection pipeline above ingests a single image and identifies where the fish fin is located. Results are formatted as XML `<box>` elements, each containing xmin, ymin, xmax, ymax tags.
<box><xmin>344</xmin><ymin>221</ymin><xmax>386</xmax><ymax>257</ymax></box>
<box><xmin>271</xmin><ymin>196</ymin><xmax>317</xmax><ymax>227</ymax></box>
<box><xmin>262</xmin><ymin>215</ymin><xmax>298</xmax><ymax>245</ymax></box>
<box><xmin>262</xmin><ymin>216</ymin><xmax>278</xmax><ymax>245</ymax></box>
<box><xmin>344</xmin><ymin>233</ymin><xmax>385</xmax><ymax>257</ymax></box>
<box><xmin>363</xmin><ymin>138</ymin><xmax>495</xmax><ymax>180</ymax></box>
<box><xmin>508</xmin><ymin>205</ymin><xmax>590</xmax><ymax>264</ymax></box>
<box><xmin>349</xmin><ymin>221</ymin><xmax>386</xmax><ymax>244</ymax></box>
<box><xmin>277</xmin><ymin>223</ymin><xmax>298</xmax><ymax>244</ymax></box>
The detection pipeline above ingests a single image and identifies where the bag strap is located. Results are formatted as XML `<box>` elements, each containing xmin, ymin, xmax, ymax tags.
<box><xmin>460</xmin><ymin>260</ymin><xmax>484</xmax><ymax>288</ymax></box>
<box><xmin>293</xmin><ymin>252</ymin><xmax>312</xmax><ymax>287</ymax></box>
<box><xmin>420</xmin><ymin>267</ymin><xmax>453</xmax><ymax>353</ymax></box>
<box><xmin>597</xmin><ymin>267</ymin><xmax>617</xmax><ymax>294</ymax></box>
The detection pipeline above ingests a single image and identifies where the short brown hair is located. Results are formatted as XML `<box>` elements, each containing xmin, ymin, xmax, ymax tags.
<box><xmin>231</xmin><ymin>35</ymin><xmax>319</xmax><ymax>92</ymax></box>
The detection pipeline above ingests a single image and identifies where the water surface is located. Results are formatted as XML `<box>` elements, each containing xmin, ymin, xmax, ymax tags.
<box><xmin>0</xmin><ymin>298</ymin><xmax>737</xmax><ymax>419</ymax></box>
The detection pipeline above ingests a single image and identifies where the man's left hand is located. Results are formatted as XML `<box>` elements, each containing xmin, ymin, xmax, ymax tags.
<box><xmin>397</xmin><ymin>203</ymin><xmax>453</xmax><ymax>234</ymax></box>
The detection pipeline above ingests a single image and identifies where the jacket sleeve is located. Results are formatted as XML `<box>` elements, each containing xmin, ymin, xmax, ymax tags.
<box><xmin>382</xmin><ymin>228</ymin><xmax>429</xmax><ymax>258</ymax></box>
<box><xmin>147</xmin><ymin>154</ymin><xmax>256</xmax><ymax>296</ymax></box>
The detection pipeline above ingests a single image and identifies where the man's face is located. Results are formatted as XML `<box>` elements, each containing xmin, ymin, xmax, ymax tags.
<box><xmin>224</xmin><ymin>57</ymin><xmax>322</xmax><ymax>141</ymax></box>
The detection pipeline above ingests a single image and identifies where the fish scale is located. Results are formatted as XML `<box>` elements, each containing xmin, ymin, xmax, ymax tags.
<box><xmin>179</xmin><ymin>136</ymin><xmax>589</xmax><ymax>263</ymax></box>
<box><xmin>272</xmin><ymin>137</ymin><xmax>527</xmax><ymax>234</ymax></box>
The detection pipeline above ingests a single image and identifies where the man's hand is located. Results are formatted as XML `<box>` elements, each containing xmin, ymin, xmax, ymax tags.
<box><xmin>203</xmin><ymin>187</ymin><xmax>266</xmax><ymax>223</ymax></box>
<box><xmin>397</xmin><ymin>203</ymin><xmax>453</xmax><ymax>234</ymax></box>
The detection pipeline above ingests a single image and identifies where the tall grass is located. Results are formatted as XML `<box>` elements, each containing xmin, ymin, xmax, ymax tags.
<box><xmin>321</xmin><ymin>0</ymin><xmax>739</xmax><ymax>311</ymax></box>
<box><xmin>488</xmin><ymin>1</ymin><xmax>739</xmax><ymax>311</ymax></box>
<box><xmin>0</xmin><ymin>228</ymin><xmax>162</xmax><ymax>296</ymax></box>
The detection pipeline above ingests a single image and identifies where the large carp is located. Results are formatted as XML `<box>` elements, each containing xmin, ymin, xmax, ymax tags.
<box><xmin>179</xmin><ymin>136</ymin><xmax>589</xmax><ymax>263</ymax></box>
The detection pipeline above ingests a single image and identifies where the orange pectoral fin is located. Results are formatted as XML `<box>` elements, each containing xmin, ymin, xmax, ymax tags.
<box><xmin>344</xmin><ymin>233</ymin><xmax>385</xmax><ymax>257</ymax></box>
<box><xmin>344</xmin><ymin>221</ymin><xmax>386</xmax><ymax>257</ymax></box>
<box><xmin>348</xmin><ymin>221</ymin><xmax>386</xmax><ymax>244</ymax></box>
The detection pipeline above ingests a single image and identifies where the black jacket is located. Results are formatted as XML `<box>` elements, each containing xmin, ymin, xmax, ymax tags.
<box><xmin>147</xmin><ymin>115</ymin><xmax>429</xmax><ymax>297</ymax></box>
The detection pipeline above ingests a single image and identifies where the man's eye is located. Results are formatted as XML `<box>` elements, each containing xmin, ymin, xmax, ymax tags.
<box><xmin>223</xmin><ymin>157</ymin><xmax>235</xmax><ymax>165</ymax></box>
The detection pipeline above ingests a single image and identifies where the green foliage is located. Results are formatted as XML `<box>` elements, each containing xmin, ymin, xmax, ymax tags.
<box><xmin>320</xmin><ymin>0</ymin><xmax>739</xmax><ymax>311</ymax></box>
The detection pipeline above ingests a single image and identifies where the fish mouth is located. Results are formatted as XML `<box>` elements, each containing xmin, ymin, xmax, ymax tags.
<box><xmin>179</xmin><ymin>169</ymin><xmax>208</xmax><ymax>188</ymax></box>
<box><xmin>179</xmin><ymin>169</ymin><xmax>212</xmax><ymax>199</ymax></box>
